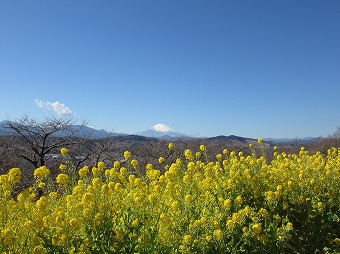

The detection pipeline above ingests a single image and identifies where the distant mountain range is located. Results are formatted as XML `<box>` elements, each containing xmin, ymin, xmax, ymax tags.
<box><xmin>264</xmin><ymin>137</ymin><xmax>320</xmax><ymax>144</ymax></box>
<box><xmin>0</xmin><ymin>120</ymin><xmax>124</xmax><ymax>139</ymax></box>
<box><xmin>53</xmin><ymin>125</ymin><xmax>124</xmax><ymax>139</ymax></box>
<box><xmin>0</xmin><ymin>120</ymin><xmax>320</xmax><ymax>143</ymax></box>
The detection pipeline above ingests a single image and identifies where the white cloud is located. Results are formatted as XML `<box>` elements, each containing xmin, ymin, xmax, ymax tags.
<box><xmin>34</xmin><ymin>99</ymin><xmax>73</xmax><ymax>116</ymax></box>
<box><xmin>34</xmin><ymin>99</ymin><xmax>45</xmax><ymax>108</ymax></box>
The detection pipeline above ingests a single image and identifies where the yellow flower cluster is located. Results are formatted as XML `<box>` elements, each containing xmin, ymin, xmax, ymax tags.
<box><xmin>0</xmin><ymin>145</ymin><xmax>339</xmax><ymax>253</ymax></box>
<box><xmin>61</xmin><ymin>147</ymin><xmax>69</xmax><ymax>156</ymax></box>
<box><xmin>56</xmin><ymin>173</ymin><xmax>69</xmax><ymax>185</ymax></box>
<box><xmin>33</xmin><ymin>166</ymin><xmax>50</xmax><ymax>180</ymax></box>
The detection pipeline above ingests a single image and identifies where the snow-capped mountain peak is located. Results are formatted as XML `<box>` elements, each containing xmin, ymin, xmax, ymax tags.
<box><xmin>150</xmin><ymin>123</ymin><xmax>174</xmax><ymax>133</ymax></box>
<box><xmin>135</xmin><ymin>123</ymin><xmax>188</xmax><ymax>140</ymax></box>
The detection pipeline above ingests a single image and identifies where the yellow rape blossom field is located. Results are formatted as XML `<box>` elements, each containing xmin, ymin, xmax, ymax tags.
<box><xmin>1</xmin><ymin>141</ymin><xmax>340</xmax><ymax>253</ymax></box>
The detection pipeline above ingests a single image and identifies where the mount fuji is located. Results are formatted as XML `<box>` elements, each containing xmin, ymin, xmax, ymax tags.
<box><xmin>135</xmin><ymin>124</ymin><xmax>188</xmax><ymax>139</ymax></box>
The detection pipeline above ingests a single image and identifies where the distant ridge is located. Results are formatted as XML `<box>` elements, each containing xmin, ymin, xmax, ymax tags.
<box><xmin>208</xmin><ymin>135</ymin><xmax>255</xmax><ymax>142</ymax></box>
<box><xmin>264</xmin><ymin>137</ymin><xmax>320</xmax><ymax>144</ymax></box>
<box><xmin>0</xmin><ymin>120</ymin><xmax>320</xmax><ymax>142</ymax></box>
<box><xmin>206</xmin><ymin>135</ymin><xmax>259</xmax><ymax>146</ymax></box>
<box><xmin>0</xmin><ymin>120</ymin><xmax>125</xmax><ymax>139</ymax></box>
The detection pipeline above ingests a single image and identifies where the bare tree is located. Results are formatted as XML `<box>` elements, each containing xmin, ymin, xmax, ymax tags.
<box><xmin>333</xmin><ymin>127</ymin><xmax>340</xmax><ymax>138</ymax></box>
<box><xmin>89</xmin><ymin>138</ymin><xmax>117</xmax><ymax>167</ymax></box>
<box><xmin>68</xmin><ymin>136</ymin><xmax>116</xmax><ymax>169</ymax></box>
<box><xmin>1</xmin><ymin>115</ymin><xmax>90</xmax><ymax>169</ymax></box>
<box><xmin>0</xmin><ymin>136</ymin><xmax>16</xmax><ymax>172</ymax></box>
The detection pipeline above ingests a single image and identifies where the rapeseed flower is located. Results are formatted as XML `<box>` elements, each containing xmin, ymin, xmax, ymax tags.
<box><xmin>216</xmin><ymin>153</ymin><xmax>223</xmax><ymax>161</ymax></box>
<box><xmin>224</xmin><ymin>198</ymin><xmax>232</xmax><ymax>209</ymax></box>
<box><xmin>56</xmin><ymin>173</ymin><xmax>69</xmax><ymax>185</ymax></box>
<box><xmin>34</xmin><ymin>166</ymin><xmax>50</xmax><ymax>180</ymax></box>
<box><xmin>286</xmin><ymin>222</ymin><xmax>294</xmax><ymax>231</ymax></box>
<box><xmin>101</xmin><ymin>184</ymin><xmax>109</xmax><ymax>194</ymax></box>
<box><xmin>97</xmin><ymin>161</ymin><xmax>105</xmax><ymax>169</ymax></box>
<box><xmin>183</xmin><ymin>235</ymin><xmax>192</xmax><ymax>245</ymax></box>
<box><xmin>227</xmin><ymin>219</ymin><xmax>234</xmax><ymax>230</ymax></box>
<box><xmin>234</xmin><ymin>195</ymin><xmax>243</xmax><ymax>206</ymax></box>
<box><xmin>252</xmin><ymin>223</ymin><xmax>262</xmax><ymax>235</ymax></box>
<box><xmin>124</xmin><ymin>151</ymin><xmax>131</xmax><ymax>160</ymax></box>
<box><xmin>82</xmin><ymin>192</ymin><xmax>94</xmax><ymax>203</ymax></box>
<box><xmin>83</xmin><ymin>208</ymin><xmax>91</xmax><ymax>218</ymax></box>
<box><xmin>131</xmin><ymin>159</ymin><xmax>139</xmax><ymax>169</ymax></box>
<box><xmin>0</xmin><ymin>145</ymin><xmax>339</xmax><ymax>253</ymax></box>
<box><xmin>79</xmin><ymin>166</ymin><xmax>89</xmax><ymax>178</ymax></box>
<box><xmin>131</xmin><ymin>219</ymin><xmax>139</xmax><ymax>227</ymax></box>
<box><xmin>158</xmin><ymin>157</ymin><xmax>165</xmax><ymax>164</ymax></box>
<box><xmin>94</xmin><ymin>213</ymin><xmax>103</xmax><ymax>225</ymax></box>
<box><xmin>33</xmin><ymin>245</ymin><xmax>46</xmax><ymax>254</ymax></box>
<box><xmin>205</xmin><ymin>235</ymin><xmax>212</xmax><ymax>242</ymax></box>
<box><xmin>199</xmin><ymin>144</ymin><xmax>207</xmax><ymax>152</ymax></box>
<box><xmin>7</xmin><ymin>167</ymin><xmax>21</xmax><ymax>185</ymax></box>
<box><xmin>184</xmin><ymin>149</ymin><xmax>194</xmax><ymax>161</ymax></box>
<box><xmin>59</xmin><ymin>164</ymin><xmax>67</xmax><ymax>172</ymax></box>
<box><xmin>36</xmin><ymin>196</ymin><xmax>48</xmax><ymax>210</ymax></box>
<box><xmin>213</xmin><ymin>229</ymin><xmax>223</xmax><ymax>241</ymax></box>
<box><xmin>92</xmin><ymin>177</ymin><xmax>101</xmax><ymax>188</ymax></box>
<box><xmin>113</xmin><ymin>160</ymin><xmax>121</xmax><ymax>169</ymax></box>
<box><xmin>61</xmin><ymin>148</ymin><xmax>69</xmax><ymax>156</ymax></box>
<box><xmin>69</xmin><ymin>218</ymin><xmax>80</xmax><ymax>230</ymax></box>
<box><xmin>317</xmin><ymin>202</ymin><xmax>324</xmax><ymax>213</ymax></box>
<box><xmin>185</xmin><ymin>194</ymin><xmax>193</xmax><ymax>203</ymax></box>
<box><xmin>120</xmin><ymin>167</ymin><xmax>127</xmax><ymax>176</ymax></box>
<box><xmin>168</xmin><ymin>142</ymin><xmax>174</xmax><ymax>150</ymax></box>
<box><xmin>242</xmin><ymin>227</ymin><xmax>249</xmax><ymax>235</ymax></box>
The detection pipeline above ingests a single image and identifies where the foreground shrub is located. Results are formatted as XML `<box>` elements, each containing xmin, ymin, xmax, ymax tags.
<box><xmin>0</xmin><ymin>143</ymin><xmax>339</xmax><ymax>253</ymax></box>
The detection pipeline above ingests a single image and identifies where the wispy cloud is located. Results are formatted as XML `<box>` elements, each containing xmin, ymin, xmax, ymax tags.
<box><xmin>34</xmin><ymin>99</ymin><xmax>73</xmax><ymax>116</ymax></box>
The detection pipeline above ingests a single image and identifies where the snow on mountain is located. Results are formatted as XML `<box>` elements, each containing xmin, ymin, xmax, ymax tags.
<box><xmin>135</xmin><ymin>124</ymin><xmax>188</xmax><ymax>139</ymax></box>
<box><xmin>151</xmin><ymin>123</ymin><xmax>174</xmax><ymax>133</ymax></box>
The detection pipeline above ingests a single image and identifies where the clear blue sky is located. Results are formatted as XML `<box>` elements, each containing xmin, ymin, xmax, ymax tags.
<box><xmin>1</xmin><ymin>1</ymin><xmax>339</xmax><ymax>138</ymax></box>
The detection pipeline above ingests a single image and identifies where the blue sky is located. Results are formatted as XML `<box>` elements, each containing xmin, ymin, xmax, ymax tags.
<box><xmin>0</xmin><ymin>1</ymin><xmax>339</xmax><ymax>138</ymax></box>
